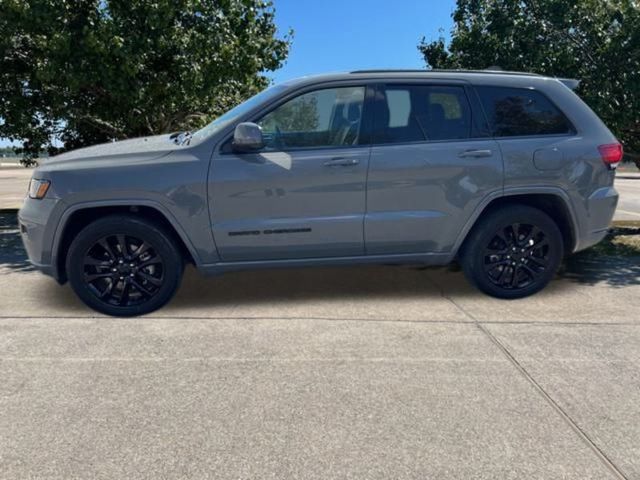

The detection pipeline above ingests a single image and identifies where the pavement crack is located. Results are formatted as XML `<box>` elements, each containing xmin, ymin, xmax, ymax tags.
<box><xmin>478</xmin><ymin>323</ymin><xmax>629</xmax><ymax>480</ymax></box>
<box><xmin>431</xmin><ymin>281</ymin><xmax>629</xmax><ymax>480</ymax></box>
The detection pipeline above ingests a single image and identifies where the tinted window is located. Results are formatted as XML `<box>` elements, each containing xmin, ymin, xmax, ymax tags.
<box><xmin>257</xmin><ymin>86</ymin><xmax>365</xmax><ymax>150</ymax></box>
<box><xmin>477</xmin><ymin>86</ymin><xmax>573</xmax><ymax>137</ymax></box>
<box><xmin>374</xmin><ymin>85</ymin><xmax>472</xmax><ymax>144</ymax></box>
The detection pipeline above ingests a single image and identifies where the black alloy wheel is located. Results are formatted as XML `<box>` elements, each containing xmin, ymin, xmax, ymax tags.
<box><xmin>67</xmin><ymin>215</ymin><xmax>183</xmax><ymax>316</ymax></box>
<box><xmin>82</xmin><ymin>234</ymin><xmax>165</xmax><ymax>307</ymax></box>
<box><xmin>460</xmin><ymin>205</ymin><xmax>563</xmax><ymax>299</ymax></box>
<box><xmin>482</xmin><ymin>223</ymin><xmax>551</xmax><ymax>290</ymax></box>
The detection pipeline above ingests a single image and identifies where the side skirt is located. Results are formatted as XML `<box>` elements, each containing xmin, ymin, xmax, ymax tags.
<box><xmin>197</xmin><ymin>252</ymin><xmax>454</xmax><ymax>276</ymax></box>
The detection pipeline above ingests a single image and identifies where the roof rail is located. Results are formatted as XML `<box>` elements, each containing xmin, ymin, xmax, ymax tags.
<box><xmin>349</xmin><ymin>68</ymin><xmax>542</xmax><ymax>77</ymax></box>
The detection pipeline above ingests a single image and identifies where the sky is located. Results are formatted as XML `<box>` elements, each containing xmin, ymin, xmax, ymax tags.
<box><xmin>269</xmin><ymin>0</ymin><xmax>455</xmax><ymax>83</ymax></box>
<box><xmin>0</xmin><ymin>0</ymin><xmax>456</xmax><ymax>148</ymax></box>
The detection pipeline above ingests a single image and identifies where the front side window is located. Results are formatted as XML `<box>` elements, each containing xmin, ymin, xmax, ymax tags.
<box><xmin>477</xmin><ymin>86</ymin><xmax>574</xmax><ymax>137</ymax></box>
<box><xmin>257</xmin><ymin>86</ymin><xmax>365</xmax><ymax>150</ymax></box>
<box><xmin>374</xmin><ymin>85</ymin><xmax>473</xmax><ymax>144</ymax></box>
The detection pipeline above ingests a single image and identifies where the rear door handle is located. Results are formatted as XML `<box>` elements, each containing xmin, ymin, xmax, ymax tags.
<box><xmin>323</xmin><ymin>157</ymin><xmax>359</xmax><ymax>167</ymax></box>
<box><xmin>458</xmin><ymin>149</ymin><xmax>493</xmax><ymax>158</ymax></box>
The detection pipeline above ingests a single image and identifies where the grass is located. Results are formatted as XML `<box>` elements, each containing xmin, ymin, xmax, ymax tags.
<box><xmin>579</xmin><ymin>221</ymin><xmax>640</xmax><ymax>257</ymax></box>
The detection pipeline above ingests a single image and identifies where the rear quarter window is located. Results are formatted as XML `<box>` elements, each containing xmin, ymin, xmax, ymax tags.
<box><xmin>477</xmin><ymin>86</ymin><xmax>574</xmax><ymax>137</ymax></box>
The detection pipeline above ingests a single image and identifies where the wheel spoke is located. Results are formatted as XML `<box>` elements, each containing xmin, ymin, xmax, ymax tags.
<box><xmin>116</xmin><ymin>234</ymin><xmax>128</xmax><ymax>257</ymax></box>
<box><xmin>138</xmin><ymin>256</ymin><xmax>161</xmax><ymax>268</ymax></box>
<box><xmin>131</xmin><ymin>241</ymin><xmax>151</xmax><ymax>259</ymax></box>
<box><xmin>496</xmin><ymin>266</ymin><xmax>509</xmax><ymax>285</ymax></box>
<box><xmin>99</xmin><ymin>280</ymin><xmax>115</xmax><ymax>298</ymax></box>
<box><xmin>519</xmin><ymin>226</ymin><xmax>538</xmax><ymax>247</ymax></box>
<box><xmin>84</xmin><ymin>272</ymin><xmax>113</xmax><ymax>282</ymax></box>
<box><xmin>520</xmin><ymin>264</ymin><xmax>539</xmax><ymax>280</ymax></box>
<box><xmin>84</xmin><ymin>257</ymin><xmax>111</xmax><ymax>267</ymax></box>
<box><xmin>138</xmin><ymin>271</ymin><xmax>162</xmax><ymax>286</ymax></box>
<box><xmin>130</xmin><ymin>279</ymin><xmax>152</xmax><ymax>297</ymax></box>
<box><xmin>528</xmin><ymin>257</ymin><xmax>548</xmax><ymax>270</ymax></box>
<box><xmin>510</xmin><ymin>266</ymin><xmax>520</xmax><ymax>288</ymax></box>
<box><xmin>495</xmin><ymin>229</ymin><xmax>510</xmax><ymax>248</ymax></box>
<box><xmin>117</xmin><ymin>282</ymin><xmax>131</xmax><ymax>306</ymax></box>
<box><xmin>97</xmin><ymin>239</ymin><xmax>117</xmax><ymax>260</ymax></box>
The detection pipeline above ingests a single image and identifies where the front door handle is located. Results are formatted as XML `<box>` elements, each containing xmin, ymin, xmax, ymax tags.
<box><xmin>323</xmin><ymin>157</ymin><xmax>359</xmax><ymax>167</ymax></box>
<box><xmin>458</xmin><ymin>149</ymin><xmax>493</xmax><ymax>158</ymax></box>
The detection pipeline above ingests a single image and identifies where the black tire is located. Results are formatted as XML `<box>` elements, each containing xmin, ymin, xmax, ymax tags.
<box><xmin>66</xmin><ymin>215</ymin><xmax>184</xmax><ymax>317</ymax></box>
<box><xmin>460</xmin><ymin>205</ymin><xmax>564</xmax><ymax>299</ymax></box>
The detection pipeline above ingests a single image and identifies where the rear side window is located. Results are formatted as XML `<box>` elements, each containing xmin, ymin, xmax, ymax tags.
<box><xmin>374</xmin><ymin>85</ymin><xmax>473</xmax><ymax>144</ymax></box>
<box><xmin>477</xmin><ymin>86</ymin><xmax>574</xmax><ymax>137</ymax></box>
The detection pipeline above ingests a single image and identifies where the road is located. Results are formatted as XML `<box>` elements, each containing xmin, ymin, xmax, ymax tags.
<box><xmin>615</xmin><ymin>174</ymin><xmax>640</xmax><ymax>220</ymax></box>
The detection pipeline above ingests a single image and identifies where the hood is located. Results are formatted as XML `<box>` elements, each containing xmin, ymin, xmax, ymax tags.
<box><xmin>43</xmin><ymin>134</ymin><xmax>177</xmax><ymax>167</ymax></box>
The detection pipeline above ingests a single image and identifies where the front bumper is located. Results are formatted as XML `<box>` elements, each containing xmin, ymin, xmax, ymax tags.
<box><xmin>18</xmin><ymin>196</ymin><xmax>62</xmax><ymax>281</ymax></box>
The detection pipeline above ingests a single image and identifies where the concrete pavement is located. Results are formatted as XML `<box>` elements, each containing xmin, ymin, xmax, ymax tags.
<box><xmin>2</xmin><ymin>206</ymin><xmax>640</xmax><ymax>477</ymax></box>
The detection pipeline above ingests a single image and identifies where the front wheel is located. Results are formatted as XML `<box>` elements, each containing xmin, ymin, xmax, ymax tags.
<box><xmin>460</xmin><ymin>206</ymin><xmax>564</xmax><ymax>299</ymax></box>
<box><xmin>66</xmin><ymin>215</ymin><xmax>183</xmax><ymax>317</ymax></box>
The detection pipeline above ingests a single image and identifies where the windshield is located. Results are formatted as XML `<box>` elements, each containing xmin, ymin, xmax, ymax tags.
<box><xmin>191</xmin><ymin>84</ymin><xmax>287</xmax><ymax>142</ymax></box>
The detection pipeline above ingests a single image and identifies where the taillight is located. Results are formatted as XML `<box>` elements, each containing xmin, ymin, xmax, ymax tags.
<box><xmin>598</xmin><ymin>143</ymin><xmax>623</xmax><ymax>169</ymax></box>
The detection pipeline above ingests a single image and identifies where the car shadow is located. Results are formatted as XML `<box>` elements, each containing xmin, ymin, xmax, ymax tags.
<box><xmin>169</xmin><ymin>264</ymin><xmax>456</xmax><ymax>309</ymax></box>
<box><xmin>562</xmin><ymin>254</ymin><xmax>640</xmax><ymax>287</ymax></box>
<box><xmin>0</xmin><ymin>211</ymin><xmax>35</xmax><ymax>273</ymax></box>
<box><xmin>3</xmin><ymin>210</ymin><xmax>640</xmax><ymax>312</ymax></box>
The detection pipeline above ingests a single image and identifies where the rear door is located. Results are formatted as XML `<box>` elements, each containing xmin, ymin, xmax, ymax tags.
<box><xmin>474</xmin><ymin>85</ymin><xmax>577</xmax><ymax>190</ymax></box>
<box><xmin>365</xmin><ymin>82</ymin><xmax>503</xmax><ymax>254</ymax></box>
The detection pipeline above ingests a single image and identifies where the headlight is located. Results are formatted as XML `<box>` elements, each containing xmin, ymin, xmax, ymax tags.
<box><xmin>28</xmin><ymin>178</ymin><xmax>51</xmax><ymax>200</ymax></box>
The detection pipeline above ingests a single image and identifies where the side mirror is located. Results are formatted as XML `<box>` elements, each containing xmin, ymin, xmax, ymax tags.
<box><xmin>232</xmin><ymin>122</ymin><xmax>264</xmax><ymax>152</ymax></box>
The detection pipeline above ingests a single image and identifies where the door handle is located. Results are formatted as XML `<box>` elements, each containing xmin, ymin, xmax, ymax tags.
<box><xmin>323</xmin><ymin>157</ymin><xmax>359</xmax><ymax>167</ymax></box>
<box><xmin>458</xmin><ymin>149</ymin><xmax>493</xmax><ymax>158</ymax></box>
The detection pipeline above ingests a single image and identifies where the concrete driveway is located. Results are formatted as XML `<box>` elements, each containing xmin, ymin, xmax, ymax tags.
<box><xmin>2</xmin><ymin>206</ymin><xmax>640</xmax><ymax>478</ymax></box>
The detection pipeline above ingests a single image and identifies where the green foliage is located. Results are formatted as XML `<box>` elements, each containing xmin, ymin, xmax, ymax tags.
<box><xmin>260</xmin><ymin>94</ymin><xmax>319</xmax><ymax>133</ymax></box>
<box><xmin>0</xmin><ymin>0</ymin><xmax>291</xmax><ymax>163</ymax></box>
<box><xmin>419</xmin><ymin>0</ymin><xmax>640</xmax><ymax>156</ymax></box>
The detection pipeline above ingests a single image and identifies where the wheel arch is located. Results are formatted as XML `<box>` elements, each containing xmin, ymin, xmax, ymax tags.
<box><xmin>52</xmin><ymin>201</ymin><xmax>199</xmax><ymax>283</ymax></box>
<box><xmin>454</xmin><ymin>189</ymin><xmax>578</xmax><ymax>258</ymax></box>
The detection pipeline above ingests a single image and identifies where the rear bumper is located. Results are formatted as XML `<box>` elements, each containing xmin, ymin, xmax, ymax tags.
<box><xmin>574</xmin><ymin>186</ymin><xmax>618</xmax><ymax>252</ymax></box>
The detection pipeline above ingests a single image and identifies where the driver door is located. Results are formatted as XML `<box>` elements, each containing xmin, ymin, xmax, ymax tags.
<box><xmin>209</xmin><ymin>85</ymin><xmax>372</xmax><ymax>262</ymax></box>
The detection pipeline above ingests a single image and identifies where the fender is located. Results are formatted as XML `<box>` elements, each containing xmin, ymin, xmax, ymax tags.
<box><xmin>451</xmin><ymin>185</ymin><xmax>580</xmax><ymax>256</ymax></box>
<box><xmin>50</xmin><ymin>198</ymin><xmax>204</xmax><ymax>280</ymax></box>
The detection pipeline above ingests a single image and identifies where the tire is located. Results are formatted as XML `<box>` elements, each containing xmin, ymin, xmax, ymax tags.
<box><xmin>460</xmin><ymin>205</ymin><xmax>564</xmax><ymax>299</ymax></box>
<box><xmin>66</xmin><ymin>215</ymin><xmax>184</xmax><ymax>317</ymax></box>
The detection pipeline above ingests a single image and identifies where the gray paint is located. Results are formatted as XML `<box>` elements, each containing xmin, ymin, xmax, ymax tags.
<box><xmin>18</xmin><ymin>70</ymin><xmax>619</xmax><ymax>282</ymax></box>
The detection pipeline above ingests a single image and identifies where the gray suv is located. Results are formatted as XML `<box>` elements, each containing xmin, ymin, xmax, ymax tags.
<box><xmin>19</xmin><ymin>70</ymin><xmax>621</xmax><ymax>316</ymax></box>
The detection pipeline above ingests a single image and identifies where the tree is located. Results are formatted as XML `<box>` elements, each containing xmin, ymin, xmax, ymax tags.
<box><xmin>419</xmin><ymin>0</ymin><xmax>640</xmax><ymax>165</ymax></box>
<box><xmin>0</xmin><ymin>0</ymin><xmax>291</xmax><ymax>164</ymax></box>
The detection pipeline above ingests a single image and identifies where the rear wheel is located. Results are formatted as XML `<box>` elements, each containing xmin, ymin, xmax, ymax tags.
<box><xmin>460</xmin><ymin>206</ymin><xmax>564</xmax><ymax>299</ymax></box>
<box><xmin>66</xmin><ymin>215</ymin><xmax>183</xmax><ymax>316</ymax></box>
